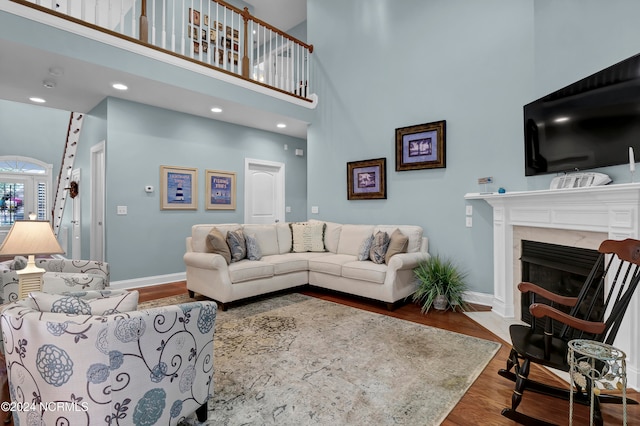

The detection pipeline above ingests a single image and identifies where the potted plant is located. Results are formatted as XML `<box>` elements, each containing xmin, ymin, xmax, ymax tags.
<box><xmin>412</xmin><ymin>255</ymin><xmax>469</xmax><ymax>313</ymax></box>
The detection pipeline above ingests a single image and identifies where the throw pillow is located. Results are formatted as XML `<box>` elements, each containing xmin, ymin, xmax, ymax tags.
<box><xmin>29</xmin><ymin>290</ymin><xmax>139</xmax><ymax>315</ymax></box>
<box><xmin>385</xmin><ymin>229</ymin><xmax>409</xmax><ymax>264</ymax></box>
<box><xmin>206</xmin><ymin>227</ymin><xmax>231</xmax><ymax>265</ymax></box>
<box><xmin>290</xmin><ymin>222</ymin><xmax>326</xmax><ymax>253</ymax></box>
<box><xmin>357</xmin><ymin>234</ymin><xmax>374</xmax><ymax>261</ymax></box>
<box><xmin>369</xmin><ymin>231</ymin><xmax>390</xmax><ymax>264</ymax></box>
<box><xmin>245</xmin><ymin>233</ymin><xmax>263</xmax><ymax>261</ymax></box>
<box><xmin>226</xmin><ymin>229</ymin><xmax>247</xmax><ymax>262</ymax></box>
<box><xmin>10</xmin><ymin>256</ymin><xmax>28</xmax><ymax>271</ymax></box>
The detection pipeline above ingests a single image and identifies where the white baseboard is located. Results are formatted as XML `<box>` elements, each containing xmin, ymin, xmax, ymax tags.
<box><xmin>463</xmin><ymin>290</ymin><xmax>493</xmax><ymax>307</ymax></box>
<box><xmin>110</xmin><ymin>272</ymin><xmax>186</xmax><ymax>290</ymax></box>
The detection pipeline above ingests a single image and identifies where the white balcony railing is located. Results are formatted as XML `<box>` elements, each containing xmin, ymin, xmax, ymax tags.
<box><xmin>15</xmin><ymin>0</ymin><xmax>313</xmax><ymax>101</ymax></box>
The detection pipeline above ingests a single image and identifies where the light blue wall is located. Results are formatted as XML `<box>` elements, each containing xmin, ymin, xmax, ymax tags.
<box><xmin>103</xmin><ymin>98</ymin><xmax>307</xmax><ymax>280</ymax></box>
<box><xmin>307</xmin><ymin>0</ymin><xmax>534</xmax><ymax>295</ymax></box>
<box><xmin>306</xmin><ymin>0</ymin><xmax>640</xmax><ymax>297</ymax></box>
<box><xmin>0</xmin><ymin>100</ymin><xmax>68</xmax><ymax>166</ymax></box>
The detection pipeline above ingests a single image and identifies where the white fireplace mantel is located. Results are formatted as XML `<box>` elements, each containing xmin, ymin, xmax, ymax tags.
<box><xmin>466</xmin><ymin>182</ymin><xmax>640</xmax><ymax>389</ymax></box>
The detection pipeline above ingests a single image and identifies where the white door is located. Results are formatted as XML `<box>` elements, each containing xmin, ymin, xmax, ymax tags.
<box><xmin>71</xmin><ymin>168</ymin><xmax>81</xmax><ymax>259</ymax></box>
<box><xmin>244</xmin><ymin>158</ymin><xmax>285</xmax><ymax>224</ymax></box>
<box><xmin>90</xmin><ymin>142</ymin><xmax>105</xmax><ymax>261</ymax></box>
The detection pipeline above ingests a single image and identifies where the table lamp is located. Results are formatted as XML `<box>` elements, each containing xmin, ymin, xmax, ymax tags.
<box><xmin>0</xmin><ymin>218</ymin><xmax>64</xmax><ymax>298</ymax></box>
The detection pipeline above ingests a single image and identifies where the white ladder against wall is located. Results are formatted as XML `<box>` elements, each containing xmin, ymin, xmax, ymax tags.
<box><xmin>52</xmin><ymin>112</ymin><xmax>84</xmax><ymax>237</ymax></box>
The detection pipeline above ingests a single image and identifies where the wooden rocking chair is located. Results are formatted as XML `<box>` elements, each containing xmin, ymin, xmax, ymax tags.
<box><xmin>499</xmin><ymin>238</ymin><xmax>640</xmax><ymax>426</ymax></box>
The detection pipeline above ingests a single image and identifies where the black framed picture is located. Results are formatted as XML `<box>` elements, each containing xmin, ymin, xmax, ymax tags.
<box><xmin>395</xmin><ymin>120</ymin><xmax>446</xmax><ymax>171</ymax></box>
<box><xmin>347</xmin><ymin>158</ymin><xmax>387</xmax><ymax>200</ymax></box>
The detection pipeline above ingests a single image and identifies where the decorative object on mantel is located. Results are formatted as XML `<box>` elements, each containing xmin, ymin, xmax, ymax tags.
<box><xmin>395</xmin><ymin>120</ymin><xmax>446</xmax><ymax>171</ymax></box>
<box><xmin>630</xmin><ymin>146</ymin><xmax>636</xmax><ymax>183</ymax></box>
<box><xmin>346</xmin><ymin>158</ymin><xmax>387</xmax><ymax>200</ymax></box>
<box><xmin>412</xmin><ymin>255</ymin><xmax>468</xmax><ymax>313</ymax></box>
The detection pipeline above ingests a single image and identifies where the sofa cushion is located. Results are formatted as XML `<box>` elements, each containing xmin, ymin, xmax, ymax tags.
<box><xmin>308</xmin><ymin>254</ymin><xmax>356</xmax><ymax>276</ymax></box>
<box><xmin>374</xmin><ymin>225</ymin><xmax>423</xmax><ymax>253</ymax></box>
<box><xmin>191</xmin><ymin>224</ymin><xmax>241</xmax><ymax>253</ymax></box>
<box><xmin>261</xmin><ymin>254</ymin><xmax>310</xmax><ymax>275</ymax></box>
<box><xmin>228</xmin><ymin>261</ymin><xmax>274</xmax><ymax>283</ymax></box>
<box><xmin>276</xmin><ymin>223</ymin><xmax>293</xmax><ymax>254</ymax></box>
<box><xmin>290</xmin><ymin>222</ymin><xmax>326</xmax><ymax>252</ymax></box>
<box><xmin>369</xmin><ymin>231</ymin><xmax>390</xmax><ymax>264</ymax></box>
<box><xmin>336</xmin><ymin>225</ymin><xmax>375</xmax><ymax>256</ymax></box>
<box><xmin>341</xmin><ymin>261</ymin><xmax>387</xmax><ymax>284</ymax></box>
<box><xmin>227</xmin><ymin>229</ymin><xmax>247</xmax><ymax>262</ymax></box>
<box><xmin>245</xmin><ymin>233</ymin><xmax>263</xmax><ymax>261</ymax></box>
<box><xmin>385</xmin><ymin>229</ymin><xmax>409</xmax><ymax>264</ymax></box>
<box><xmin>309</xmin><ymin>220</ymin><xmax>342</xmax><ymax>253</ymax></box>
<box><xmin>357</xmin><ymin>234</ymin><xmax>374</xmax><ymax>261</ymax></box>
<box><xmin>206</xmin><ymin>227</ymin><xmax>231</xmax><ymax>264</ymax></box>
<box><xmin>242</xmin><ymin>224</ymin><xmax>280</xmax><ymax>256</ymax></box>
<box><xmin>29</xmin><ymin>290</ymin><xmax>138</xmax><ymax>315</ymax></box>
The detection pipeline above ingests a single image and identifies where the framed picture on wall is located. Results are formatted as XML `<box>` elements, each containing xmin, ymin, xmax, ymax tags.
<box><xmin>395</xmin><ymin>120</ymin><xmax>446</xmax><ymax>171</ymax></box>
<box><xmin>205</xmin><ymin>169</ymin><xmax>236</xmax><ymax>210</ymax></box>
<box><xmin>347</xmin><ymin>158</ymin><xmax>387</xmax><ymax>200</ymax></box>
<box><xmin>160</xmin><ymin>165</ymin><xmax>198</xmax><ymax>210</ymax></box>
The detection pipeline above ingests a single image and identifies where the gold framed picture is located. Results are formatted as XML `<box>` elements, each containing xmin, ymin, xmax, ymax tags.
<box><xmin>205</xmin><ymin>169</ymin><xmax>236</xmax><ymax>210</ymax></box>
<box><xmin>160</xmin><ymin>165</ymin><xmax>198</xmax><ymax>210</ymax></box>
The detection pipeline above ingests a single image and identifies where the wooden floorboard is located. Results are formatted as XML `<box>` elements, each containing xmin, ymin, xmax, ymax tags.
<box><xmin>133</xmin><ymin>283</ymin><xmax>639</xmax><ymax>425</ymax></box>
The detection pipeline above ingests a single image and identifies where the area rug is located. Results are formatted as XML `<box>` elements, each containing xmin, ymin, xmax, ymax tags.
<box><xmin>140</xmin><ymin>293</ymin><xmax>501</xmax><ymax>425</ymax></box>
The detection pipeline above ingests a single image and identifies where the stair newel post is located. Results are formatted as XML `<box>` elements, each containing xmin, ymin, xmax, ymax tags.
<box><xmin>139</xmin><ymin>0</ymin><xmax>149</xmax><ymax>43</ymax></box>
<box><xmin>241</xmin><ymin>7</ymin><xmax>251</xmax><ymax>79</ymax></box>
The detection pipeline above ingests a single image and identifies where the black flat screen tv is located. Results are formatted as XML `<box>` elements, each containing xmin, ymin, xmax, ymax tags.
<box><xmin>524</xmin><ymin>52</ymin><xmax>640</xmax><ymax>176</ymax></box>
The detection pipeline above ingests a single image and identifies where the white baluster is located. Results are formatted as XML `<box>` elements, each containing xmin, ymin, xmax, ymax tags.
<box><xmin>161</xmin><ymin>0</ymin><xmax>166</xmax><ymax>49</ymax></box>
<box><xmin>171</xmin><ymin>0</ymin><xmax>176</xmax><ymax>52</ymax></box>
<box><xmin>150</xmin><ymin>0</ymin><xmax>155</xmax><ymax>45</ymax></box>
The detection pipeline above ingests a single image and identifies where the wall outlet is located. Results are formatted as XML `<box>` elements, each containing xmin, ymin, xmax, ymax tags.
<box><xmin>466</xmin><ymin>205</ymin><xmax>473</xmax><ymax>216</ymax></box>
<box><xmin>466</xmin><ymin>216</ymin><xmax>472</xmax><ymax>227</ymax></box>
<box><xmin>117</xmin><ymin>205</ymin><xmax>127</xmax><ymax>215</ymax></box>
<box><xmin>286</xmin><ymin>206</ymin><xmax>291</xmax><ymax>213</ymax></box>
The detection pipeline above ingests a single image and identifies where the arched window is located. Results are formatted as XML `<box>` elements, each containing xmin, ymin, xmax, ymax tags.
<box><xmin>0</xmin><ymin>156</ymin><xmax>53</xmax><ymax>228</ymax></box>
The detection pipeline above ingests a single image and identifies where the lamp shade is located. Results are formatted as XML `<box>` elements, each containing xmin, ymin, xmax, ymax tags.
<box><xmin>0</xmin><ymin>220</ymin><xmax>64</xmax><ymax>256</ymax></box>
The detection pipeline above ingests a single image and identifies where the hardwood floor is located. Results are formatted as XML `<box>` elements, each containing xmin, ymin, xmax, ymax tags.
<box><xmin>136</xmin><ymin>283</ymin><xmax>638</xmax><ymax>424</ymax></box>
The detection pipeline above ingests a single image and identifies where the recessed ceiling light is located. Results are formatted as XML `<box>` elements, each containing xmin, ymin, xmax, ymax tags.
<box><xmin>29</xmin><ymin>97</ymin><xmax>46</xmax><ymax>103</ymax></box>
<box><xmin>211</xmin><ymin>107</ymin><xmax>223</xmax><ymax>113</ymax></box>
<box><xmin>43</xmin><ymin>80</ymin><xmax>56</xmax><ymax>89</ymax></box>
<box><xmin>112</xmin><ymin>83</ymin><xmax>128</xmax><ymax>91</ymax></box>
<box><xmin>277</xmin><ymin>123</ymin><xmax>287</xmax><ymax>128</ymax></box>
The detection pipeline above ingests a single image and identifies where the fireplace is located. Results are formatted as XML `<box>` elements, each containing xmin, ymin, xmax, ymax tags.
<box><xmin>520</xmin><ymin>240</ymin><xmax>604</xmax><ymax>334</ymax></box>
<box><xmin>466</xmin><ymin>183</ymin><xmax>640</xmax><ymax>389</ymax></box>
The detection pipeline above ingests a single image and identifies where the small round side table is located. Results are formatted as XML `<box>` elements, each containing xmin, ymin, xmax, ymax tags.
<box><xmin>568</xmin><ymin>339</ymin><xmax>627</xmax><ymax>425</ymax></box>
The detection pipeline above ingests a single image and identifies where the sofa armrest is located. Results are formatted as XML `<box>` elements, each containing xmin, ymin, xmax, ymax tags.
<box><xmin>183</xmin><ymin>251</ymin><xmax>229</xmax><ymax>271</ymax></box>
<box><xmin>1</xmin><ymin>301</ymin><xmax>216</xmax><ymax>425</ymax></box>
<box><xmin>387</xmin><ymin>251</ymin><xmax>430</xmax><ymax>271</ymax></box>
<box><xmin>36</xmin><ymin>259</ymin><xmax>110</xmax><ymax>283</ymax></box>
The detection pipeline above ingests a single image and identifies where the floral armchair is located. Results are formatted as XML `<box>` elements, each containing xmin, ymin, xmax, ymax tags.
<box><xmin>0</xmin><ymin>258</ymin><xmax>110</xmax><ymax>304</ymax></box>
<box><xmin>0</xmin><ymin>290</ymin><xmax>216</xmax><ymax>425</ymax></box>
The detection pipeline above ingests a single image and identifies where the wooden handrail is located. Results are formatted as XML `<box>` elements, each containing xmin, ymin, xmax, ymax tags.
<box><xmin>139</xmin><ymin>0</ymin><xmax>148</xmax><ymax>43</ymax></box>
<box><xmin>9</xmin><ymin>0</ymin><xmax>314</xmax><ymax>101</ymax></box>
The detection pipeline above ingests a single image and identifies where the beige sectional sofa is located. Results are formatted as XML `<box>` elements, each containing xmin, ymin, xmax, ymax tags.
<box><xmin>183</xmin><ymin>220</ymin><xmax>429</xmax><ymax>309</ymax></box>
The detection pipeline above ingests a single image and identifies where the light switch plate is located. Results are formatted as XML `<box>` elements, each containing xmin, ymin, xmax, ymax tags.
<box><xmin>466</xmin><ymin>216</ymin><xmax>472</xmax><ymax>227</ymax></box>
<box><xmin>466</xmin><ymin>205</ymin><xmax>473</xmax><ymax>216</ymax></box>
<box><xmin>311</xmin><ymin>206</ymin><xmax>319</xmax><ymax>214</ymax></box>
